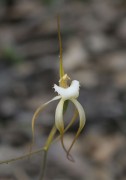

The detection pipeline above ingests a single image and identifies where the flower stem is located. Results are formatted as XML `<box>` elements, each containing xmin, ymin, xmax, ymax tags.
<box><xmin>39</xmin><ymin>150</ymin><xmax>47</xmax><ymax>180</ymax></box>
<box><xmin>39</xmin><ymin>125</ymin><xmax>57</xmax><ymax>180</ymax></box>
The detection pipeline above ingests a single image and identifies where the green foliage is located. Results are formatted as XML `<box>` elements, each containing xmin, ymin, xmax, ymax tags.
<box><xmin>2</xmin><ymin>47</ymin><xmax>23</xmax><ymax>65</ymax></box>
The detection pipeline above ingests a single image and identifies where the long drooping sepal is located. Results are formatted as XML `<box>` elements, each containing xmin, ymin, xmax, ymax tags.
<box><xmin>55</xmin><ymin>98</ymin><xmax>65</xmax><ymax>133</ymax></box>
<box><xmin>65</xmin><ymin>108</ymin><xmax>78</xmax><ymax>133</ymax></box>
<box><xmin>67</xmin><ymin>99</ymin><xmax>86</xmax><ymax>157</ymax></box>
<box><xmin>61</xmin><ymin>108</ymin><xmax>79</xmax><ymax>162</ymax></box>
<box><xmin>55</xmin><ymin>99</ymin><xmax>69</xmax><ymax>157</ymax></box>
<box><xmin>30</xmin><ymin>96</ymin><xmax>61</xmax><ymax>152</ymax></box>
<box><xmin>55</xmin><ymin>101</ymin><xmax>79</xmax><ymax>161</ymax></box>
<box><xmin>53</xmin><ymin>108</ymin><xmax>78</xmax><ymax>143</ymax></box>
<box><xmin>53</xmin><ymin>108</ymin><xmax>78</xmax><ymax>154</ymax></box>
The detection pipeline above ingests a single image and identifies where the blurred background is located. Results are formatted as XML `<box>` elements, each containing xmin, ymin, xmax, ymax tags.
<box><xmin>0</xmin><ymin>0</ymin><xmax>126</xmax><ymax>179</ymax></box>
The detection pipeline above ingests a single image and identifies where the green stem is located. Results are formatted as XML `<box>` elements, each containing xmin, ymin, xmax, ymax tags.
<box><xmin>45</xmin><ymin>125</ymin><xmax>57</xmax><ymax>150</ymax></box>
<box><xmin>0</xmin><ymin>147</ymin><xmax>44</xmax><ymax>165</ymax></box>
<box><xmin>39</xmin><ymin>125</ymin><xmax>57</xmax><ymax>180</ymax></box>
<box><xmin>39</xmin><ymin>150</ymin><xmax>48</xmax><ymax>180</ymax></box>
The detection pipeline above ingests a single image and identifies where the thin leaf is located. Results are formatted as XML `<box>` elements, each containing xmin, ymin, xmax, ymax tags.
<box><xmin>57</xmin><ymin>15</ymin><xmax>64</xmax><ymax>80</ymax></box>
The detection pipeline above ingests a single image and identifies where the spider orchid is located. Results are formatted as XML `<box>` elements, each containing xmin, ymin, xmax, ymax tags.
<box><xmin>31</xmin><ymin>17</ymin><xmax>86</xmax><ymax>160</ymax></box>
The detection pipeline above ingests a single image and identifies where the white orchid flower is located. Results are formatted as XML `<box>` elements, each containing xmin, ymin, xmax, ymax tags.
<box><xmin>31</xmin><ymin>73</ymin><xmax>86</xmax><ymax>160</ymax></box>
<box><xmin>30</xmin><ymin>17</ymin><xmax>86</xmax><ymax>160</ymax></box>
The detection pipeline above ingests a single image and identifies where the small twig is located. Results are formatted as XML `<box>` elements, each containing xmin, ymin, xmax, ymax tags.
<box><xmin>0</xmin><ymin>147</ymin><xmax>44</xmax><ymax>165</ymax></box>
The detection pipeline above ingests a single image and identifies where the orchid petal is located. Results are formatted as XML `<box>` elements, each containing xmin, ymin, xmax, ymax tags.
<box><xmin>55</xmin><ymin>99</ymin><xmax>70</xmax><ymax>157</ymax></box>
<box><xmin>67</xmin><ymin>99</ymin><xmax>86</xmax><ymax>157</ymax></box>
<box><xmin>53</xmin><ymin>108</ymin><xmax>78</xmax><ymax>143</ymax></box>
<box><xmin>55</xmin><ymin>105</ymin><xmax>78</xmax><ymax>162</ymax></box>
<box><xmin>63</xmin><ymin>108</ymin><xmax>78</xmax><ymax>162</ymax></box>
<box><xmin>65</xmin><ymin>108</ymin><xmax>78</xmax><ymax>132</ymax></box>
<box><xmin>55</xmin><ymin>99</ymin><xmax>65</xmax><ymax>133</ymax></box>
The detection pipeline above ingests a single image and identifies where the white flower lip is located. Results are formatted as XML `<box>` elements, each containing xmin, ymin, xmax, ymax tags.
<box><xmin>54</xmin><ymin>80</ymin><xmax>80</xmax><ymax>100</ymax></box>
